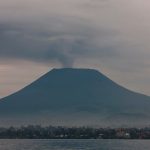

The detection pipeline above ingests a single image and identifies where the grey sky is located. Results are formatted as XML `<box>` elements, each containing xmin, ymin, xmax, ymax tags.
<box><xmin>0</xmin><ymin>0</ymin><xmax>150</xmax><ymax>97</ymax></box>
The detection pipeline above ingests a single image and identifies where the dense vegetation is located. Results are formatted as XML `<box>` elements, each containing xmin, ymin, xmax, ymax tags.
<box><xmin>0</xmin><ymin>125</ymin><xmax>149</xmax><ymax>139</ymax></box>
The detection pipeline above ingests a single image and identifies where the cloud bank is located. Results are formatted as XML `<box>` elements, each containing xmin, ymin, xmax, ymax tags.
<box><xmin>1</xmin><ymin>0</ymin><xmax>150</xmax><ymax>96</ymax></box>
<box><xmin>0</xmin><ymin>0</ymin><xmax>121</xmax><ymax>67</ymax></box>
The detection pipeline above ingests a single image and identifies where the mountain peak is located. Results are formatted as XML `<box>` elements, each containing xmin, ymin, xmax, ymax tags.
<box><xmin>50</xmin><ymin>67</ymin><xmax>100</xmax><ymax>73</ymax></box>
<box><xmin>48</xmin><ymin>68</ymin><xmax>105</xmax><ymax>79</ymax></box>
<box><xmin>0</xmin><ymin>67</ymin><xmax>150</xmax><ymax>127</ymax></box>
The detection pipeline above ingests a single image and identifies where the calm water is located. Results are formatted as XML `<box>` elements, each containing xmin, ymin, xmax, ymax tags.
<box><xmin>0</xmin><ymin>139</ymin><xmax>149</xmax><ymax>150</ymax></box>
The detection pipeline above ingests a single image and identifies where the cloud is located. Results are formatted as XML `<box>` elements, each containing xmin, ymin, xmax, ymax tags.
<box><xmin>0</xmin><ymin>0</ymin><xmax>122</xmax><ymax>67</ymax></box>
<box><xmin>1</xmin><ymin>0</ymin><xmax>150</xmax><ymax>96</ymax></box>
<box><xmin>0</xmin><ymin>16</ymin><xmax>118</xmax><ymax>67</ymax></box>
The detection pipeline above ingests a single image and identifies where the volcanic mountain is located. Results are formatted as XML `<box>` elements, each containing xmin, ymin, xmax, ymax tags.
<box><xmin>0</xmin><ymin>68</ymin><xmax>150</xmax><ymax>127</ymax></box>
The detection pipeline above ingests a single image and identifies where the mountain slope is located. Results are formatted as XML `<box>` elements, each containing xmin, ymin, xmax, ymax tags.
<box><xmin>0</xmin><ymin>68</ymin><xmax>150</xmax><ymax>127</ymax></box>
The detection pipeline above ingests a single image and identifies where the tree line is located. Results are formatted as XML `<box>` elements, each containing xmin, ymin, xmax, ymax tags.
<box><xmin>0</xmin><ymin>125</ymin><xmax>149</xmax><ymax>139</ymax></box>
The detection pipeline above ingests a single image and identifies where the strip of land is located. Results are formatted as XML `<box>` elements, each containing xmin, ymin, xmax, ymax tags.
<box><xmin>0</xmin><ymin>125</ymin><xmax>149</xmax><ymax>139</ymax></box>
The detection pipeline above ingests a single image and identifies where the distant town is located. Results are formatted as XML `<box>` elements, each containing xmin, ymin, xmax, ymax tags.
<box><xmin>0</xmin><ymin>125</ymin><xmax>150</xmax><ymax>139</ymax></box>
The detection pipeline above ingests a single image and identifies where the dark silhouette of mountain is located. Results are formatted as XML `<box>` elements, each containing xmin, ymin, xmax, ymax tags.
<box><xmin>0</xmin><ymin>68</ymin><xmax>150</xmax><ymax>127</ymax></box>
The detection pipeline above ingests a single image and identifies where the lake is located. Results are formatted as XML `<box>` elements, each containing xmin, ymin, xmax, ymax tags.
<box><xmin>0</xmin><ymin>139</ymin><xmax>149</xmax><ymax>150</ymax></box>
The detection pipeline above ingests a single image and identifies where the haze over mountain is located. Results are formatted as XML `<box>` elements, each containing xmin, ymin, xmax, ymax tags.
<box><xmin>0</xmin><ymin>68</ymin><xmax>150</xmax><ymax>127</ymax></box>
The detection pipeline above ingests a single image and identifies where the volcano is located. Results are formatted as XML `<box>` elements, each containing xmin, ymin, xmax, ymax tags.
<box><xmin>0</xmin><ymin>68</ymin><xmax>150</xmax><ymax>127</ymax></box>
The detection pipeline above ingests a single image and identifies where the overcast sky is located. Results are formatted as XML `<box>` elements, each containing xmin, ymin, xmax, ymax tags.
<box><xmin>1</xmin><ymin>0</ymin><xmax>150</xmax><ymax>97</ymax></box>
